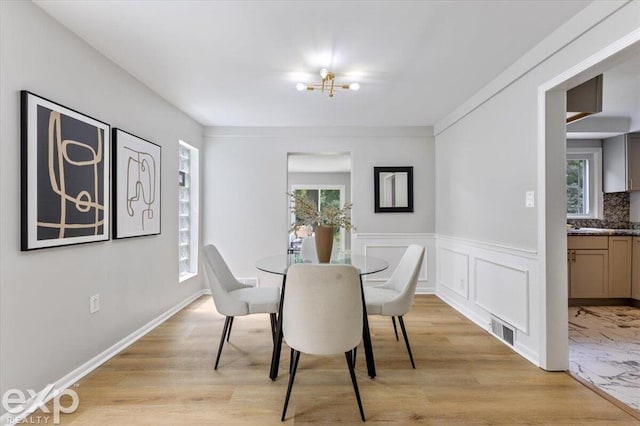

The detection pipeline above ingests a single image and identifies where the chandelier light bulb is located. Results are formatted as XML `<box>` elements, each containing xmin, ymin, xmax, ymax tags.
<box><xmin>296</xmin><ymin>83</ymin><xmax>307</xmax><ymax>91</ymax></box>
<box><xmin>349</xmin><ymin>83</ymin><xmax>360</xmax><ymax>91</ymax></box>
<box><xmin>319</xmin><ymin>68</ymin><xmax>329</xmax><ymax>80</ymax></box>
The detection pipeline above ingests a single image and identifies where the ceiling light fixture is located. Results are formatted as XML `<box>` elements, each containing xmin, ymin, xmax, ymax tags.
<box><xmin>296</xmin><ymin>68</ymin><xmax>360</xmax><ymax>98</ymax></box>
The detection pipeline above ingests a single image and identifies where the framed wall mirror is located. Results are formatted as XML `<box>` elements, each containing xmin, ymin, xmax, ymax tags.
<box><xmin>374</xmin><ymin>166</ymin><xmax>413</xmax><ymax>213</ymax></box>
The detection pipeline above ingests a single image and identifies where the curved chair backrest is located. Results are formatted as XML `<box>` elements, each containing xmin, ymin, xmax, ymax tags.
<box><xmin>382</xmin><ymin>244</ymin><xmax>425</xmax><ymax>314</ymax></box>
<box><xmin>283</xmin><ymin>264</ymin><xmax>362</xmax><ymax>355</ymax></box>
<box><xmin>300</xmin><ymin>236</ymin><xmax>318</xmax><ymax>262</ymax></box>
<box><xmin>202</xmin><ymin>244</ymin><xmax>249</xmax><ymax>316</ymax></box>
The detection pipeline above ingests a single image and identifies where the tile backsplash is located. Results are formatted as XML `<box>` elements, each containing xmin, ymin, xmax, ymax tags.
<box><xmin>568</xmin><ymin>192</ymin><xmax>640</xmax><ymax>229</ymax></box>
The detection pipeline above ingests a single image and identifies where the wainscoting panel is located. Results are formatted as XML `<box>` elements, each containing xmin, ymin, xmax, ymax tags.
<box><xmin>352</xmin><ymin>233</ymin><xmax>435</xmax><ymax>293</ymax></box>
<box><xmin>364</xmin><ymin>244</ymin><xmax>427</xmax><ymax>283</ymax></box>
<box><xmin>437</xmin><ymin>247</ymin><xmax>469</xmax><ymax>299</ymax></box>
<box><xmin>436</xmin><ymin>235</ymin><xmax>539</xmax><ymax>366</ymax></box>
<box><xmin>474</xmin><ymin>258</ymin><xmax>530</xmax><ymax>334</ymax></box>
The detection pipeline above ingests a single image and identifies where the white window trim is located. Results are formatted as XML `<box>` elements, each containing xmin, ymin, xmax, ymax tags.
<box><xmin>179</xmin><ymin>140</ymin><xmax>199</xmax><ymax>282</ymax></box>
<box><xmin>290</xmin><ymin>184</ymin><xmax>347</xmax><ymax>251</ymax></box>
<box><xmin>566</xmin><ymin>147</ymin><xmax>603</xmax><ymax>219</ymax></box>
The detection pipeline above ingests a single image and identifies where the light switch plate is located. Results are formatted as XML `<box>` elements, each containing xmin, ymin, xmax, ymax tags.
<box><xmin>525</xmin><ymin>191</ymin><xmax>535</xmax><ymax>208</ymax></box>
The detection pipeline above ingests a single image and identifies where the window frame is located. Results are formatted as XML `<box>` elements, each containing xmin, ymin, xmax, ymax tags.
<box><xmin>178</xmin><ymin>140</ymin><xmax>199</xmax><ymax>282</ymax></box>
<box><xmin>566</xmin><ymin>147</ymin><xmax>603</xmax><ymax>220</ymax></box>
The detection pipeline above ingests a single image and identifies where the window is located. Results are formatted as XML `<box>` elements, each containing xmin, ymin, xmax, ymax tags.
<box><xmin>289</xmin><ymin>185</ymin><xmax>345</xmax><ymax>251</ymax></box>
<box><xmin>179</xmin><ymin>141</ymin><xmax>199</xmax><ymax>281</ymax></box>
<box><xmin>566</xmin><ymin>159</ymin><xmax>587</xmax><ymax>215</ymax></box>
<box><xmin>566</xmin><ymin>147</ymin><xmax>602</xmax><ymax>219</ymax></box>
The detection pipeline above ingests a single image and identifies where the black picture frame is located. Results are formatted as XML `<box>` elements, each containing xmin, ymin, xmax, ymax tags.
<box><xmin>21</xmin><ymin>91</ymin><xmax>110</xmax><ymax>250</ymax></box>
<box><xmin>112</xmin><ymin>128</ymin><xmax>161</xmax><ymax>239</ymax></box>
<box><xmin>374</xmin><ymin>166</ymin><xmax>414</xmax><ymax>213</ymax></box>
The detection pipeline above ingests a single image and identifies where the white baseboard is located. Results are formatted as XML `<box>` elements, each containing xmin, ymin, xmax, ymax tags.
<box><xmin>1</xmin><ymin>289</ymin><xmax>208</xmax><ymax>426</ymax></box>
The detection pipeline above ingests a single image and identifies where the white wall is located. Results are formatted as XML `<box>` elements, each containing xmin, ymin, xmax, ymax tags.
<box><xmin>0</xmin><ymin>1</ymin><xmax>204</xmax><ymax>407</ymax></box>
<box><xmin>203</xmin><ymin>127</ymin><xmax>434</xmax><ymax>286</ymax></box>
<box><xmin>433</xmin><ymin>1</ymin><xmax>640</xmax><ymax>367</ymax></box>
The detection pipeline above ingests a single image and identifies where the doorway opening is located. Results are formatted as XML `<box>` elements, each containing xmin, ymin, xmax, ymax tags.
<box><xmin>540</xmin><ymin>30</ymin><xmax>640</xmax><ymax>414</ymax></box>
<box><xmin>286</xmin><ymin>152</ymin><xmax>352</xmax><ymax>254</ymax></box>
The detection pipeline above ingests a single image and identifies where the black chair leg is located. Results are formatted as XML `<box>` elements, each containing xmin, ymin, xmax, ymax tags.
<box><xmin>226</xmin><ymin>316</ymin><xmax>234</xmax><ymax>342</ymax></box>
<box><xmin>345</xmin><ymin>350</ymin><xmax>366</xmax><ymax>422</ymax></box>
<box><xmin>352</xmin><ymin>346</ymin><xmax>358</xmax><ymax>366</ymax></box>
<box><xmin>391</xmin><ymin>316</ymin><xmax>399</xmax><ymax>341</ymax></box>
<box><xmin>398</xmin><ymin>316</ymin><xmax>415</xmax><ymax>369</ymax></box>
<box><xmin>270</xmin><ymin>313</ymin><xmax>277</xmax><ymax>342</ymax></box>
<box><xmin>289</xmin><ymin>348</ymin><xmax>294</xmax><ymax>374</ymax></box>
<box><xmin>281</xmin><ymin>350</ymin><xmax>301</xmax><ymax>421</ymax></box>
<box><xmin>215</xmin><ymin>316</ymin><xmax>231</xmax><ymax>370</ymax></box>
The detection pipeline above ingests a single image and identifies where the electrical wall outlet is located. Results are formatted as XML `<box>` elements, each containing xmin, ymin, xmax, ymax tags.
<box><xmin>89</xmin><ymin>294</ymin><xmax>100</xmax><ymax>314</ymax></box>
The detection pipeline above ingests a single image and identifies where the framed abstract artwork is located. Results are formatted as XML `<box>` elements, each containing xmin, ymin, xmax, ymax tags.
<box><xmin>21</xmin><ymin>91</ymin><xmax>110</xmax><ymax>250</ymax></box>
<box><xmin>374</xmin><ymin>166</ymin><xmax>414</xmax><ymax>213</ymax></box>
<box><xmin>112</xmin><ymin>128</ymin><xmax>161</xmax><ymax>239</ymax></box>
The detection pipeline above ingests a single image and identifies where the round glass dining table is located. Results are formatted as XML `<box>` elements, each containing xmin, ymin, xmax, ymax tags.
<box><xmin>256</xmin><ymin>253</ymin><xmax>389</xmax><ymax>276</ymax></box>
<box><xmin>256</xmin><ymin>252</ymin><xmax>388</xmax><ymax>381</ymax></box>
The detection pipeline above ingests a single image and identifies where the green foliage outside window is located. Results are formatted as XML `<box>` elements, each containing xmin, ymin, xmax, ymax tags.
<box><xmin>567</xmin><ymin>159</ymin><xmax>586</xmax><ymax>215</ymax></box>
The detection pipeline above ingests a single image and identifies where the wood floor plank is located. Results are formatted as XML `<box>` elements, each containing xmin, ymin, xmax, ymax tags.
<box><xmin>30</xmin><ymin>295</ymin><xmax>639</xmax><ymax>424</ymax></box>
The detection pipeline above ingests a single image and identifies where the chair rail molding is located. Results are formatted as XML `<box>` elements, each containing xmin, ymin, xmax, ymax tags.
<box><xmin>352</xmin><ymin>233</ymin><xmax>435</xmax><ymax>294</ymax></box>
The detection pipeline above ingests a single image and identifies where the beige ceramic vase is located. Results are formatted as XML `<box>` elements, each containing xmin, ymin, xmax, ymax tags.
<box><xmin>314</xmin><ymin>225</ymin><xmax>334</xmax><ymax>263</ymax></box>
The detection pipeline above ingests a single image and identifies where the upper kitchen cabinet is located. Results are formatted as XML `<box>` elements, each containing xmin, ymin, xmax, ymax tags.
<box><xmin>603</xmin><ymin>132</ymin><xmax>640</xmax><ymax>193</ymax></box>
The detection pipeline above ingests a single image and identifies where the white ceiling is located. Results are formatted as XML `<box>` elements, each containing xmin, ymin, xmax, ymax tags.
<box><xmin>600</xmin><ymin>53</ymin><xmax>640</xmax><ymax>119</ymax></box>
<box><xmin>35</xmin><ymin>1</ymin><xmax>590</xmax><ymax>127</ymax></box>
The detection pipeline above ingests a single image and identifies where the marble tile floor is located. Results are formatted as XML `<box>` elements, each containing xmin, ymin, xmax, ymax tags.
<box><xmin>568</xmin><ymin>305</ymin><xmax>640</xmax><ymax>412</ymax></box>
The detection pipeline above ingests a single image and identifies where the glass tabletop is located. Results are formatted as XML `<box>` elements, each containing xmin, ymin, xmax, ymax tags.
<box><xmin>256</xmin><ymin>253</ymin><xmax>389</xmax><ymax>276</ymax></box>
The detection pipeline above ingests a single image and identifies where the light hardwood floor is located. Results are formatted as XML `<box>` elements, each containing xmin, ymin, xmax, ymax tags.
<box><xmin>36</xmin><ymin>295</ymin><xmax>639</xmax><ymax>424</ymax></box>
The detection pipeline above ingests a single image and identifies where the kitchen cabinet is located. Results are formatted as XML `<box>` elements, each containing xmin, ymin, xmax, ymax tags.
<box><xmin>568</xmin><ymin>235</ymin><xmax>632</xmax><ymax>299</ymax></box>
<box><xmin>608</xmin><ymin>236</ymin><xmax>632</xmax><ymax>297</ymax></box>
<box><xmin>569</xmin><ymin>249</ymin><xmax>609</xmax><ymax>298</ymax></box>
<box><xmin>633</xmin><ymin>237</ymin><xmax>640</xmax><ymax>300</ymax></box>
<box><xmin>568</xmin><ymin>236</ymin><xmax>609</xmax><ymax>298</ymax></box>
<box><xmin>603</xmin><ymin>132</ymin><xmax>640</xmax><ymax>193</ymax></box>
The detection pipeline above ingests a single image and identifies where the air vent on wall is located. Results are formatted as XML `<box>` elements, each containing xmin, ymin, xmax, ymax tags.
<box><xmin>490</xmin><ymin>316</ymin><xmax>515</xmax><ymax>346</ymax></box>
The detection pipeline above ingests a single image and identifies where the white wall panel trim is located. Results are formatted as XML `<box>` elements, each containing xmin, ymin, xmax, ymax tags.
<box><xmin>436</xmin><ymin>235</ymin><xmax>540</xmax><ymax>366</ymax></box>
<box><xmin>353</xmin><ymin>233</ymin><xmax>435</xmax><ymax>294</ymax></box>
<box><xmin>354</xmin><ymin>233</ymin><xmax>435</xmax><ymax>239</ymax></box>
<box><xmin>437</xmin><ymin>234</ymin><xmax>538</xmax><ymax>259</ymax></box>
<box><xmin>362</xmin><ymin>244</ymin><xmax>428</xmax><ymax>283</ymax></box>
<box><xmin>437</xmin><ymin>246</ymin><xmax>470</xmax><ymax>299</ymax></box>
<box><xmin>473</xmin><ymin>257</ymin><xmax>531</xmax><ymax>334</ymax></box>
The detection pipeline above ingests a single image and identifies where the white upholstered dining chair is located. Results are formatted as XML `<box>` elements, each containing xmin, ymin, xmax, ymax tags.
<box><xmin>202</xmin><ymin>244</ymin><xmax>280</xmax><ymax>369</ymax></box>
<box><xmin>281</xmin><ymin>264</ymin><xmax>366</xmax><ymax>422</ymax></box>
<box><xmin>363</xmin><ymin>244</ymin><xmax>425</xmax><ymax>368</ymax></box>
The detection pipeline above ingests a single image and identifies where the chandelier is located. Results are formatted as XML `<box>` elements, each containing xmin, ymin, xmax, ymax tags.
<box><xmin>296</xmin><ymin>68</ymin><xmax>360</xmax><ymax>98</ymax></box>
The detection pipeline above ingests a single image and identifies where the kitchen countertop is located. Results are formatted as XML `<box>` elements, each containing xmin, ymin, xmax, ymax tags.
<box><xmin>567</xmin><ymin>227</ymin><xmax>640</xmax><ymax>236</ymax></box>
